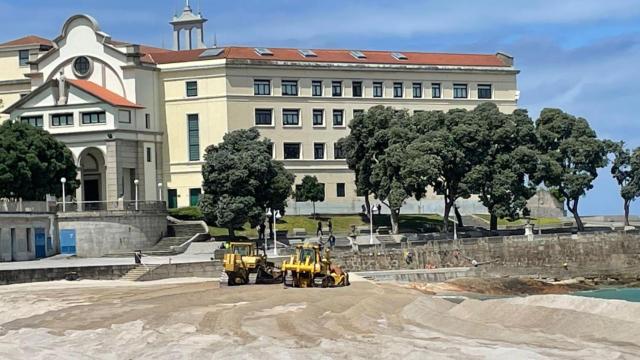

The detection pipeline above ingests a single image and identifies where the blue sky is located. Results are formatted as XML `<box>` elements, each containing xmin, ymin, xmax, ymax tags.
<box><xmin>2</xmin><ymin>0</ymin><xmax>640</xmax><ymax>215</ymax></box>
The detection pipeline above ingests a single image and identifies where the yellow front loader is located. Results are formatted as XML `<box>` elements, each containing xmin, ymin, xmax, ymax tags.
<box><xmin>221</xmin><ymin>242</ymin><xmax>281</xmax><ymax>286</ymax></box>
<box><xmin>281</xmin><ymin>243</ymin><xmax>349</xmax><ymax>288</ymax></box>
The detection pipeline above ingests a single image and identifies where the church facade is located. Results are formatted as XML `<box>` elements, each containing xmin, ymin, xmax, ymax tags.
<box><xmin>0</xmin><ymin>5</ymin><xmax>559</xmax><ymax>216</ymax></box>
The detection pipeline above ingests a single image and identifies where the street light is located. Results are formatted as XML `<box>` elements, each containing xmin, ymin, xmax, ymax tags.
<box><xmin>60</xmin><ymin>177</ymin><xmax>67</xmax><ymax>212</ymax></box>
<box><xmin>134</xmin><ymin>179</ymin><xmax>139</xmax><ymax>211</ymax></box>
<box><xmin>266</xmin><ymin>208</ymin><xmax>282</xmax><ymax>256</ymax></box>
<box><xmin>453</xmin><ymin>202</ymin><xmax>458</xmax><ymax>240</ymax></box>
<box><xmin>369</xmin><ymin>204</ymin><xmax>374</xmax><ymax>245</ymax></box>
<box><xmin>157</xmin><ymin>182</ymin><xmax>163</xmax><ymax>201</ymax></box>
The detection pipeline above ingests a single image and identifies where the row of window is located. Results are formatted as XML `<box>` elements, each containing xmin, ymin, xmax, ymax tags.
<box><xmin>255</xmin><ymin>108</ymin><xmax>352</xmax><ymax>127</ymax></box>
<box><xmin>282</xmin><ymin>142</ymin><xmax>345</xmax><ymax>160</ymax></box>
<box><xmin>184</xmin><ymin>79</ymin><xmax>493</xmax><ymax>100</ymax></box>
<box><xmin>252</xmin><ymin>80</ymin><xmax>492</xmax><ymax>99</ymax></box>
<box><xmin>20</xmin><ymin>111</ymin><xmax>107</xmax><ymax>128</ymax></box>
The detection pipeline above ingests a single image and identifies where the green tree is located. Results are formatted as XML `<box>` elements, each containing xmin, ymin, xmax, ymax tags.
<box><xmin>295</xmin><ymin>175</ymin><xmax>325</xmax><ymax>219</ymax></box>
<box><xmin>0</xmin><ymin>121</ymin><xmax>78</xmax><ymax>200</ymax></box>
<box><xmin>608</xmin><ymin>141</ymin><xmax>640</xmax><ymax>226</ymax></box>
<box><xmin>466</xmin><ymin>103</ymin><xmax>538</xmax><ymax>231</ymax></box>
<box><xmin>200</xmin><ymin>128</ymin><xmax>294</xmax><ymax>238</ymax></box>
<box><xmin>534</xmin><ymin>108</ymin><xmax>608</xmax><ymax>231</ymax></box>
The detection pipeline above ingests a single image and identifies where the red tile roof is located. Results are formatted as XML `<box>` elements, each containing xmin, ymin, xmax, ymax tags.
<box><xmin>68</xmin><ymin>79</ymin><xmax>144</xmax><ymax>109</ymax></box>
<box><xmin>0</xmin><ymin>35</ymin><xmax>53</xmax><ymax>48</ymax></box>
<box><xmin>147</xmin><ymin>46</ymin><xmax>511</xmax><ymax>67</ymax></box>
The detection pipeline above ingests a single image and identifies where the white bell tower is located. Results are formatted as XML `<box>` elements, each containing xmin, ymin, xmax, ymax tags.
<box><xmin>171</xmin><ymin>0</ymin><xmax>207</xmax><ymax>50</ymax></box>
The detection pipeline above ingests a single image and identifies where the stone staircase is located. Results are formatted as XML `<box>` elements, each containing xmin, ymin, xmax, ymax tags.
<box><xmin>168</xmin><ymin>223</ymin><xmax>206</xmax><ymax>237</ymax></box>
<box><xmin>121</xmin><ymin>264</ymin><xmax>159</xmax><ymax>281</ymax></box>
<box><xmin>148</xmin><ymin>236</ymin><xmax>190</xmax><ymax>254</ymax></box>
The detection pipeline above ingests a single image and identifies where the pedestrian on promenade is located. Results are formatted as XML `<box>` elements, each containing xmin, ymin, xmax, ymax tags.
<box><xmin>377</xmin><ymin>203</ymin><xmax>382</xmax><ymax>215</ymax></box>
<box><xmin>328</xmin><ymin>219</ymin><xmax>333</xmax><ymax>234</ymax></box>
<box><xmin>317</xmin><ymin>221</ymin><xmax>323</xmax><ymax>236</ymax></box>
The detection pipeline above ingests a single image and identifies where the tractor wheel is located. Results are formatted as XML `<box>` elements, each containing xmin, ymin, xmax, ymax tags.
<box><xmin>322</xmin><ymin>276</ymin><xmax>334</xmax><ymax>288</ymax></box>
<box><xmin>227</xmin><ymin>272</ymin><xmax>236</xmax><ymax>286</ymax></box>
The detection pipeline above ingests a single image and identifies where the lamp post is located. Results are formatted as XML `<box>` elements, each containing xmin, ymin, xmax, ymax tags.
<box><xmin>369</xmin><ymin>203</ymin><xmax>374</xmax><ymax>245</ymax></box>
<box><xmin>266</xmin><ymin>208</ymin><xmax>281</xmax><ymax>256</ymax></box>
<box><xmin>60</xmin><ymin>177</ymin><xmax>67</xmax><ymax>213</ymax></box>
<box><xmin>157</xmin><ymin>182</ymin><xmax>163</xmax><ymax>201</ymax></box>
<box><xmin>134</xmin><ymin>179</ymin><xmax>139</xmax><ymax>211</ymax></box>
<box><xmin>453</xmin><ymin>202</ymin><xmax>458</xmax><ymax>240</ymax></box>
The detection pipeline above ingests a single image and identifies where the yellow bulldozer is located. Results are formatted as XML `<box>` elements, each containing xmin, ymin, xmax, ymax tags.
<box><xmin>281</xmin><ymin>243</ymin><xmax>349</xmax><ymax>288</ymax></box>
<box><xmin>221</xmin><ymin>242</ymin><xmax>282</xmax><ymax>286</ymax></box>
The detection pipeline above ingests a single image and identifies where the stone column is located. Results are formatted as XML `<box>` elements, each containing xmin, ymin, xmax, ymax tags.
<box><xmin>184</xmin><ymin>28</ymin><xmax>192</xmax><ymax>50</ymax></box>
<box><xmin>173</xmin><ymin>28</ymin><xmax>180</xmax><ymax>50</ymax></box>
<box><xmin>195</xmin><ymin>27</ymin><xmax>205</xmax><ymax>48</ymax></box>
<box><xmin>106</xmin><ymin>140</ymin><xmax>120</xmax><ymax>203</ymax></box>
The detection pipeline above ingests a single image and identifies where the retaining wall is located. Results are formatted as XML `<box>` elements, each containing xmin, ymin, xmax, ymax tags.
<box><xmin>137</xmin><ymin>261</ymin><xmax>221</xmax><ymax>281</ymax></box>
<box><xmin>337</xmin><ymin>231</ymin><xmax>640</xmax><ymax>279</ymax></box>
<box><xmin>0</xmin><ymin>264</ymin><xmax>136</xmax><ymax>285</ymax></box>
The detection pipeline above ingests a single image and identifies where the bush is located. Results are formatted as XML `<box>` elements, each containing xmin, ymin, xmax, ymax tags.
<box><xmin>168</xmin><ymin>206</ymin><xmax>203</xmax><ymax>221</ymax></box>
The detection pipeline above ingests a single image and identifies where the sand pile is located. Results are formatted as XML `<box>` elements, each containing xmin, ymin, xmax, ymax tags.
<box><xmin>0</xmin><ymin>279</ymin><xmax>638</xmax><ymax>359</ymax></box>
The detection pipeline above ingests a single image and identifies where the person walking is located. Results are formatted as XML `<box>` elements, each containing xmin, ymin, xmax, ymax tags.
<box><xmin>316</xmin><ymin>220</ymin><xmax>323</xmax><ymax>236</ymax></box>
<box><xmin>328</xmin><ymin>234</ymin><xmax>336</xmax><ymax>249</ymax></box>
<box><xmin>328</xmin><ymin>219</ymin><xmax>333</xmax><ymax>234</ymax></box>
<box><xmin>377</xmin><ymin>203</ymin><xmax>382</xmax><ymax>215</ymax></box>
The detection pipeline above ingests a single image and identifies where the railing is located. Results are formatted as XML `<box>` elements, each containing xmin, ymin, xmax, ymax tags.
<box><xmin>56</xmin><ymin>200</ymin><xmax>167</xmax><ymax>213</ymax></box>
<box><xmin>0</xmin><ymin>200</ymin><xmax>54</xmax><ymax>213</ymax></box>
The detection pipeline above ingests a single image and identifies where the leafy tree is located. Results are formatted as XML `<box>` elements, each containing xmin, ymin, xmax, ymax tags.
<box><xmin>534</xmin><ymin>108</ymin><xmax>608</xmax><ymax>231</ymax></box>
<box><xmin>466</xmin><ymin>103</ymin><xmax>538</xmax><ymax>230</ymax></box>
<box><xmin>608</xmin><ymin>141</ymin><xmax>640</xmax><ymax>226</ymax></box>
<box><xmin>200</xmin><ymin>128</ymin><xmax>294</xmax><ymax>238</ymax></box>
<box><xmin>0</xmin><ymin>121</ymin><xmax>78</xmax><ymax>200</ymax></box>
<box><xmin>295</xmin><ymin>175</ymin><xmax>325</xmax><ymax>219</ymax></box>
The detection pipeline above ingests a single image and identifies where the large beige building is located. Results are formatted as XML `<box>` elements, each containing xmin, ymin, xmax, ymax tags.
<box><xmin>0</xmin><ymin>6</ymin><xmax>550</xmax><ymax>216</ymax></box>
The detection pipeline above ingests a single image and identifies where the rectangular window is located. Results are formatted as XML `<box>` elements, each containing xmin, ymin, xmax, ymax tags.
<box><xmin>254</xmin><ymin>79</ymin><xmax>271</xmax><ymax>95</ymax></box>
<box><xmin>478</xmin><ymin>84</ymin><xmax>492</xmax><ymax>99</ymax></box>
<box><xmin>333</xmin><ymin>110</ymin><xmax>344</xmax><ymax>127</ymax></box>
<box><xmin>189</xmin><ymin>188</ymin><xmax>202</xmax><ymax>207</ymax></box>
<box><xmin>283</xmin><ymin>143</ymin><xmax>301</xmax><ymax>159</ymax></box>
<box><xmin>373</xmin><ymin>82</ymin><xmax>383</xmax><ymax>97</ymax></box>
<box><xmin>167</xmin><ymin>189</ymin><xmax>178</xmax><ymax>209</ymax></box>
<box><xmin>145</xmin><ymin>113</ymin><xmax>150</xmax><ymax>129</ymax></box>
<box><xmin>334</xmin><ymin>143</ymin><xmax>345</xmax><ymax>159</ymax></box>
<box><xmin>81</xmin><ymin>111</ymin><xmax>106</xmax><ymax>125</ymax></box>
<box><xmin>146</xmin><ymin>147</ymin><xmax>152</xmax><ymax>162</ymax></box>
<box><xmin>267</xmin><ymin>143</ymin><xmax>274</xmax><ymax>158</ymax></box>
<box><xmin>282</xmin><ymin>109</ymin><xmax>300</xmax><ymax>126</ymax></box>
<box><xmin>412</xmin><ymin>82</ymin><xmax>422</xmax><ymax>98</ymax></box>
<box><xmin>51</xmin><ymin>113</ymin><xmax>73</xmax><ymax>127</ymax></box>
<box><xmin>352</xmin><ymin>81</ymin><xmax>363</xmax><ymax>97</ymax></box>
<box><xmin>393</xmin><ymin>82</ymin><xmax>403</xmax><ymax>98</ymax></box>
<box><xmin>332</xmin><ymin>81</ymin><xmax>342</xmax><ymax>97</ymax></box>
<box><xmin>118</xmin><ymin>109</ymin><xmax>131</xmax><ymax>123</ymax></box>
<box><xmin>432</xmin><ymin>83</ymin><xmax>441</xmax><ymax>98</ymax></box>
<box><xmin>26</xmin><ymin>228</ymin><xmax>31</xmax><ymax>252</ymax></box>
<box><xmin>187</xmin><ymin>114</ymin><xmax>200</xmax><ymax>161</ymax></box>
<box><xmin>312</xmin><ymin>80</ymin><xmax>323</xmax><ymax>96</ymax></box>
<box><xmin>336</xmin><ymin>183</ymin><xmax>346</xmax><ymax>197</ymax></box>
<box><xmin>20</xmin><ymin>115</ymin><xmax>44</xmax><ymax>128</ymax></box>
<box><xmin>281</xmin><ymin>80</ymin><xmax>298</xmax><ymax>96</ymax></box>
<box><xmin>312</xmin><ymin>109</ymin><xmax>324</xmax><ymax>126</ymax></box>
<box><xmin>186</xmin><ymin>81</ymin><xmax>198</xmax><ymax>97</ymax></box>
<box><xmin>254</xmin><ymin>109</ymin><xmax>273</xmax><ymax>126</ymax></box>
<box><xmin>314</xmin><ymin>143</ymin><xmax>325</xmax><ymax>160</ymax></box>
<box><xmin>295</xmin><ymin>185</ymin><xmax>303</xmax><ymax>202</ymax></box>
<box><xmin>18</xmin><ymin>50</ymin><xmax>29</xmax><ymax>66</ymax></box>
<box><xmin>453</xmin><ymin>83</ymin><xmax>468</xmax><ymax>99</ymax></box>
<box><xmin>353</xmin><ymin>109</ymin><xmax>364</xmax><ymax>118</ymax></box>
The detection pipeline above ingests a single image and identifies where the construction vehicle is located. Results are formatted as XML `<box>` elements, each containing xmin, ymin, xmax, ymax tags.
<box><xmin>221</xmin><ymin>242</ymin><xmax>281</xmax><ymax>286</ymax></box>
<box><xmin>281</xmin><ymin>243</ymin><xmax>349</xmax><ymax>288</ymax></box>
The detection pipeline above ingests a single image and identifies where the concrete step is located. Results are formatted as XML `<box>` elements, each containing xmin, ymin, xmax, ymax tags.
<box><xmin>121</xmin><ymin>264</ymin><xmax>159</xmax><ymax>281</ymax></box>
<box><xmin>150</xmin><ymin>236</ymin><xmax>190</xmax><ymax>251</ymax></box>
<box><xmin>168</xmin><ymin>223</ymin><xmax>206</xmax><ymax>238</ymax></box>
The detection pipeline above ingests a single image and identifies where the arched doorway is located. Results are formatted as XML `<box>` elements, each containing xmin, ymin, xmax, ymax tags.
<box><xmin>77</xmin><ymin>147</ymin><xmax>106</xmax><ymax>208</ymax></box>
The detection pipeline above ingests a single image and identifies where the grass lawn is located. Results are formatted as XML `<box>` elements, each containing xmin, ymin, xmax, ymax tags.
<box><xmin>209</xmin><ymin>213</ymin><xmax>448</xmax><ymax>238</ymax></box>
<box><xmin>474</xmin><ymin>214</ymin><xmax>562</xmax><ymax>226</ymax></box>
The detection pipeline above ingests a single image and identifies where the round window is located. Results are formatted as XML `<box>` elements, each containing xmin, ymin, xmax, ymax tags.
<box><xmin>73</xmin><ymin>56</ymin><xmax>92</xmax><ymax>77</ymax></box>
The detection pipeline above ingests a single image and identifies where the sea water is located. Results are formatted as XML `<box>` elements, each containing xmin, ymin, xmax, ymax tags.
<box><xmin>574</xmin><ymin>288</ymin><xmax>640</xmax><ymax>303</ymax></box>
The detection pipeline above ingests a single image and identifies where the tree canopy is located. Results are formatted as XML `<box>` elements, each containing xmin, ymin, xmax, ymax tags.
<box><xmin>200</xmin><ymin>128</ymin><xmax>294</xmax><ymax>238</ymax></box>
<box><xmin>533</xmin><ymin>108</ymin><xmax>608</xmax><ymax>231</ymax></box>
<box><xmin>295</xmin><ymin>175</ymin><xmax>325</xmax><ymax>218</ymax></box>
<box><xmin>0</xmin><ymin>121</ymin><xmax>78</xmax><ymax>200</ymax></box>
<box><xmin>608</xmin><ymin>141</ymin><xmax>640</xmax><ymax>226</ymax></box>
<box><xmin>466</xmin><ymin>104</ymin><xmax>538</xmax><ymax>230</ymax></box>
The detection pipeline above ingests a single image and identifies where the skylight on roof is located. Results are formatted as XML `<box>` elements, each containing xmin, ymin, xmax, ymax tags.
<box><xmin>199</xmin><ymin>48</ymin><xmax>224</xmax><ymax>57</ymax></box>
<box><xmin>350</xmin><ymin>50</ymin><xmax>366</xmax><ymax>59</ymax></box>
<box><xmin>298</xmin><ymin>49</ymin><xmax>317</xmax><ymax>57</ymax></box>
<box><xmin>391</xmin><ymin>52</ymin><xmax>408</xmax><ymax>60</ymax></box>
<box><xmin>255</xmin><ymin>47</ymin><xmax>273</xmax><ymax>56</ymax></box>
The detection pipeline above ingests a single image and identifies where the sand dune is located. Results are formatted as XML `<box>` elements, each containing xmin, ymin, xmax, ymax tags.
<box><xmin>0</xmin><ymin>279</ymin><xmax>638</xmax><ymax>359</ymax></box>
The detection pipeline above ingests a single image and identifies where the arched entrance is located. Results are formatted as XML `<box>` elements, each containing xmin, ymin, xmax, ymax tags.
<box><xmin>77</xmin><ymin>147</ymin><xmax>106</xmax><ymax>208</ymax></box>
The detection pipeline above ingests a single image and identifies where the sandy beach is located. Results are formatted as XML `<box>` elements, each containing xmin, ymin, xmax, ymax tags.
<box><xmin>1</xmin><ymin>278</ymin><xmax>639</xmax><ymax>359</ymax></box>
